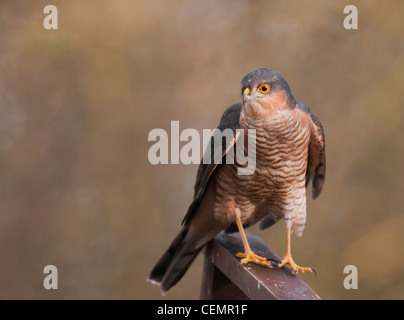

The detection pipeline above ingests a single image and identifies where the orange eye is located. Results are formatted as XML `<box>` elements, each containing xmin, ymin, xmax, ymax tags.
<box><xmin>257</xmin><ymin>84</ymin><xmax>270</xmax><ymax>93</ymax></box>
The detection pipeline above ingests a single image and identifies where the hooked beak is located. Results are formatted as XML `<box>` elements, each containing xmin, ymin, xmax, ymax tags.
<box><xmin>243</xmin><ymin>87</ymin><xmax>253</xmax><ymax>103</ymax></box>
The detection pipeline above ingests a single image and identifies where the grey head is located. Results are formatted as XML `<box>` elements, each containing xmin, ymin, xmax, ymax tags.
<box><xmin>241</xmin><ymin>68</ymin><xmax>293</xmax><ymax>99</ymax></box>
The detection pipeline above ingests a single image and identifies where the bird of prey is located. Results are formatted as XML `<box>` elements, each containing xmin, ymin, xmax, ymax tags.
<box><xmin>149</xmin><ymin>68</ymin><xmax>326</xmax><ymax>294</ymax></box>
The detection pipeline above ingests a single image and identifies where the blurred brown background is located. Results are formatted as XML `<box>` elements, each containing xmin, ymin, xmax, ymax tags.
<box><xmin>0</xmin><ymin>0</ymin><xmax>403</xmax><ymax>299</ymax></box>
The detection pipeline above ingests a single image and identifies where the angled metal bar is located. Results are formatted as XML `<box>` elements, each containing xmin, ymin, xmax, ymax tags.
<box><xmin>201</xmin><ymin>232</ymin><xmax>321</xmax><ymax>300</ymax></box>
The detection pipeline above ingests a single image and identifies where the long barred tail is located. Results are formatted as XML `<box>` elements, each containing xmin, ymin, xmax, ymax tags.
<box><xmin>148</xmin><ymin>227</ymin><xmax>203</xmax><ymax>294</ymax></box>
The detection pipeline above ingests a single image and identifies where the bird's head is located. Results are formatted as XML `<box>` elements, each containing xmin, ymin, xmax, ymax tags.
<box><xmin>241</xmin><ymin>68</ymin><xmax>295</xmax><ymax>118</ymax></box>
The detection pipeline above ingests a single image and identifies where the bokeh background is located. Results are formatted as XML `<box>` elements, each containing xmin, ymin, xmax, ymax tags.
<box><xmin>1</xmin><ymin>0</ymin><xmax>403</xmax><ymax>299</ymax></box>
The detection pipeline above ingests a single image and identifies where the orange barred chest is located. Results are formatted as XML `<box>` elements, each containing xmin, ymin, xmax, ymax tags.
<box><xmin>213</xmin><ymin>109</ymin><xmax>311</xmax><ymax>222</ymax></box>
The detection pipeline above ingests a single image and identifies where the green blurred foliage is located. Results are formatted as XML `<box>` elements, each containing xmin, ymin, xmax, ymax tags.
<box><xmin>0</xmin><ymin>0</ymin><xmax>403</xmax><ymax>299</ymax></box>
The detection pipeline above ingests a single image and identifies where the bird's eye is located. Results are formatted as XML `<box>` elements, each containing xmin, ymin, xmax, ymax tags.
<box><xmin>257</xmin><ymin>84</ymin><xmax>270</xmax><ymax>94</ymax></box>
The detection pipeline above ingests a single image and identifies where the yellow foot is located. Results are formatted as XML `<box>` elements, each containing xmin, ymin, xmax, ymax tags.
<box><xmin>278</xmin><ymin>255</ymin><xmax>315</xmax><ymax>275</ymax></box>
<box><xmin>236</xmin><ymin>250</ymin><xmax>273</xmax><ymax>269</ymax></box>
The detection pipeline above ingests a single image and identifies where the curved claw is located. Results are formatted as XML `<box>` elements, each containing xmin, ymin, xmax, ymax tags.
<box><xmin>278</xmin><ymin>255</ymin><xmax>315</xmax><ymax>275</ymax></box>
<box><xmin>236</xmin><ymin>250</ymin><xmax>273</xmax><ymax>269</ymax></box>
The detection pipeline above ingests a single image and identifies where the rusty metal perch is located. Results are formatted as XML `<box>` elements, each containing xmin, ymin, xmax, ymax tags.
<box><xmin>200</xmin><ymin>232</ymin><xmax>321</xmax><ymax>300</ymax></box>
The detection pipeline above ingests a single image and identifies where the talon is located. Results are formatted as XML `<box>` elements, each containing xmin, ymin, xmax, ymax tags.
<box><xmin>236</xmin><ymin>250</ymin><xmax>273</xmax><ymax>269</ymax></box>
<box><xmin>277</xmin><ymin>226</ymin><xmax>316</xmax><ymax>276</ymax></box>
<box><xmin>278</xmin><ymin>255</ymin><xmax>314</xmax><ymax>275</ymax></box>
<box><xmin>233</xmin><ymin>208</ymin><xmax>272</xmax><ymax>269</ymax></box>
<box><xmin>270</xmin><ymin>258</ymin><xmax>281</xmax><ymax>269</ymax></box>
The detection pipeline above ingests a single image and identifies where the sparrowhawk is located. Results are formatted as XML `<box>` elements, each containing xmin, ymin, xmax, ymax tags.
<box><xmin>149</xmin><ymin>68</ymin><xmax>326</xmax><ymax>294</ymax></box>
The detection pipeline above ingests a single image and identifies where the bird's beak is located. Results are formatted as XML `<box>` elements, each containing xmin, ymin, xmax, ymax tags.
<box><xmin>243</xmin><ymin>87</ymin><xmax>252</xmax><ymax>103</ymax></box>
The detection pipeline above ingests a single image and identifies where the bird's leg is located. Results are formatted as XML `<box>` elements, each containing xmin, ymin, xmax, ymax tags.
<box><xmin>234</xmin><ymin>208</ymin><xmax>273</xmax><ymax>269</ymax></box>
<box><xmin>278</xmin><ymin>226</ymin><xmax>315</xmax><ymax>274</ymax></box>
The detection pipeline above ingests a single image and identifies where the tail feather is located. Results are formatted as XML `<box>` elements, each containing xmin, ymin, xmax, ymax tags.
<box><xmin>161</xmin><ymin>244</ymin><xmax>203</xmax><ymax>293</ymax></box>
<box><xmin>148</xmin><ymin>228</ymin><xmax>188</xmax><ymax>284</ymax></box>
<box><xmin>149</xmin><ymin>180</ymin><xmax>220</xmax><ymax>293</ymax></box>
<box><xmin>148</xmin><ymin>227</ymin><xmax>203</xmax><ymax>293</ymax></box>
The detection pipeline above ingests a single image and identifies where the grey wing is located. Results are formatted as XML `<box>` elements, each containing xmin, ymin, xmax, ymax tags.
<box><xmin>306</xmin><ymin>111</ymin><xmax>326</xmax><ymax>200</ymax></box>
<box><xmin>182</xmin><ymin>102</ymin><xmax>242</xmax><ymax>225</ymax></box>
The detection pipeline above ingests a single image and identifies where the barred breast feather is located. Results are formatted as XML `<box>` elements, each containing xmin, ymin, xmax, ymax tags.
<box><xmin>214</xmin><ymin>102</ymin><xmax>312</xmax><ymax>236</ymax></box>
